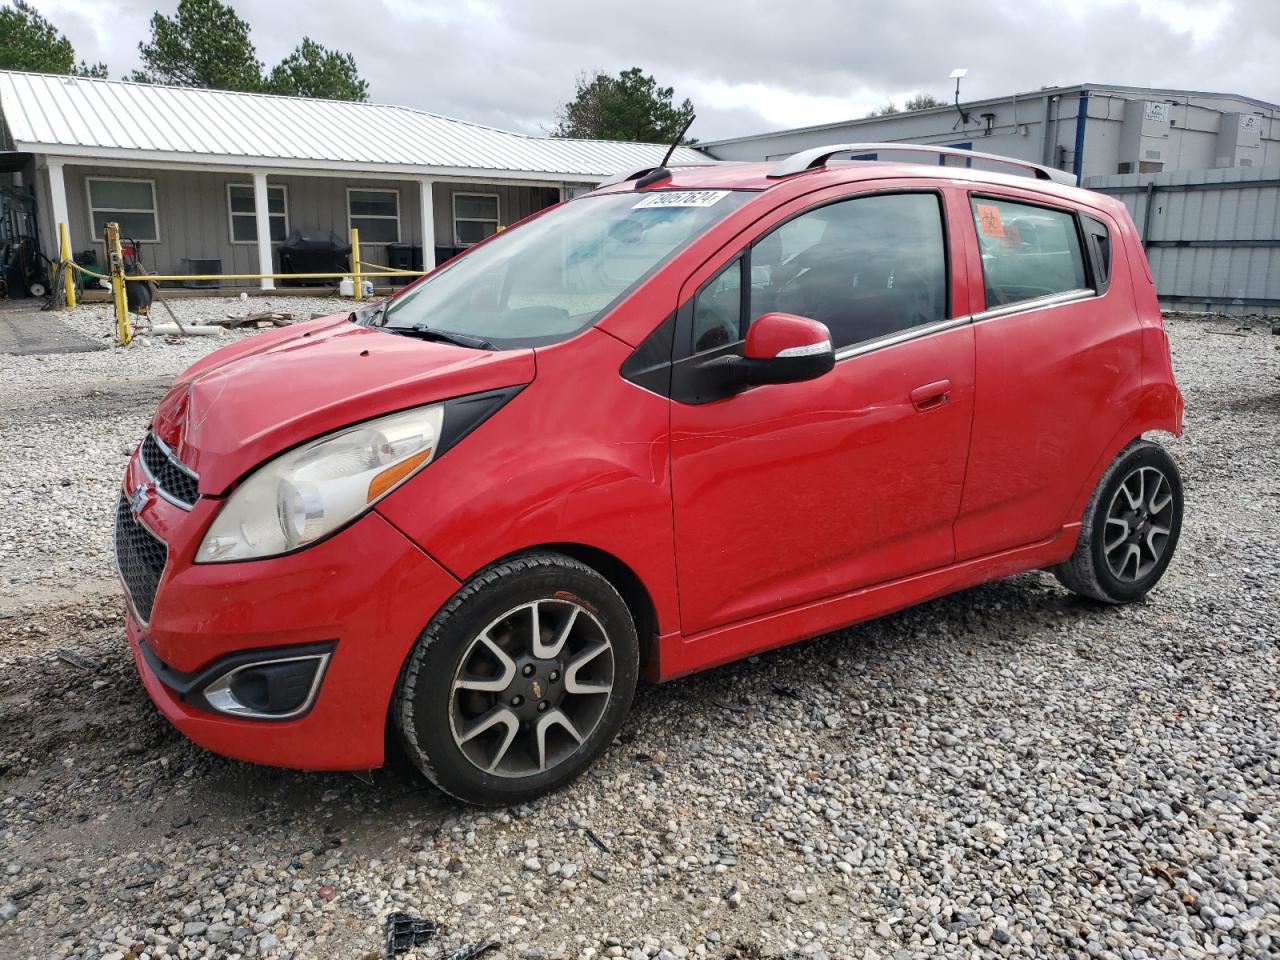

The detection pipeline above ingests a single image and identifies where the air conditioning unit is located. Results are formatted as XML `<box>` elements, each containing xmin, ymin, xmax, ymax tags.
<box><xmin>1215</xmin><ymin>112</ymin><xmax>1262</xmax><ymax>168</ymax></box>
<box><xmin>1118</xmin><ymin>100</ymin><xmax>1171</xmax><ymax>172</ymax></box>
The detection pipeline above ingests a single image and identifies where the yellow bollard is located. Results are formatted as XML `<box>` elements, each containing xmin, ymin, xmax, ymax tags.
<box><xmin>58</xmin><ymin>222</ymin><xmax>77</xmax><ymax>308</ymax></box>
<box><xmin>350</xmin><ymin>227</ymin><xmax>362</xmax><ymax>301</ymax></box>
<box><xmin>105</xmin><ymin>222</ymin><xmax>132</xmax><ymax>346</ymax></box>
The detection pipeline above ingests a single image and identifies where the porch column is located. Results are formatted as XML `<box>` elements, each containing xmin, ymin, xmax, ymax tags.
<box><xmin>418</xmin><ymin>177</ymin><xmax>435</xmax><ymax>269</ymax></box>
<box><xmin>252</xmin><ymin>171</ymin><xmax>275</xmax><ymax>290</ymax></box>
<box><xmin>46</xmin><ymin>160</ymin><xmax>71</xmax><ymax>244</ymax></box>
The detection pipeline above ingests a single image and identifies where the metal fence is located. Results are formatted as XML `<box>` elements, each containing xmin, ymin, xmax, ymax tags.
<box><xmin>1084</xmin><ymin>165</ymin><xmax>1280</xmax><ymax>316</ymax></box>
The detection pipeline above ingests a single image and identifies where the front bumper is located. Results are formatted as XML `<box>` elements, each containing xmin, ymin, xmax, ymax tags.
<box><xmin>119</xmin><ymin>449</ymin><xmax>461</xmax><ymax>770</ymax></box>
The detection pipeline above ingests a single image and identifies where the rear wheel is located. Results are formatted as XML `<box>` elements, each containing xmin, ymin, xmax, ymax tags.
<box><xmin>394</xmin><ymin>551</ymin><xmax>638</xmax><ymax>805</ymax></box>
<box><xmin>1054</xmin><ymin>439</ymin><xmax>1183</xmax><ymax>603</ymax></box>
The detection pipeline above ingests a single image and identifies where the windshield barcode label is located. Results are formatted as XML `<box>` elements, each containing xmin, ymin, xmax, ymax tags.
<box><xmin>633</xmin><ymin>191</ymin><xmax>730</xmax><ymax>209</ymax></box>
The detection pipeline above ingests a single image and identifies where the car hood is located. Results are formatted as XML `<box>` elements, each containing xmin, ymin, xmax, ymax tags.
<box><xmin>151</xmin><ymin>314</ymin><xmax>535</xmax><ymax>495</ymax></box>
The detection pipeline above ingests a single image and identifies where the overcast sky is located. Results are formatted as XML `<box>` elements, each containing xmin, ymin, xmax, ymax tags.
<box><xmin>26</xmin><ymin>0</ymin><xmax>1280</xmax><ymax>142</ymax></box>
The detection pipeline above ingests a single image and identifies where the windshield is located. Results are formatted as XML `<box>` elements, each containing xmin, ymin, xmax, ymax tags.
<box><xmin>380</xmin><ymin>190</ymin><xmax>754</xmax><ymax>348</ymax></box>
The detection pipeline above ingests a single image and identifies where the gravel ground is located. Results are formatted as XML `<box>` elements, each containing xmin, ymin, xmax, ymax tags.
<box><xmin>0</xmin><ymin>308</ymin><xmax>1277</xmax><ymax>960</ymax></box>
<box><xmin>0</xmin><ymin>297</ymin><xmax>346</xmax><ymax>600</ymax></box>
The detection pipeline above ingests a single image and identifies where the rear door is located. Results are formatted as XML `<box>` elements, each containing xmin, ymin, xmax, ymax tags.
<box><xmin>668</xmin><ymin>181</ymin><xmax>978</xmax><ymax>636</ymax></box>
<box><xmin>954</xmin><ymin>191</ymin><xmax>1141</xmax><ymax>558</ymax></box>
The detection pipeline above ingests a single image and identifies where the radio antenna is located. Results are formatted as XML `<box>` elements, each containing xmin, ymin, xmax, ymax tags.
<box><xmin>636</xmin><ymin>114</ymin><xmax>697</xmax><ymax>188</ymax></box>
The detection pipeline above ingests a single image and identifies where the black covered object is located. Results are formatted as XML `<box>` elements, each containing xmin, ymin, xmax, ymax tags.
<box><xmin>277</xmin><ymin>230</ymin><xmax>351</xmax><ymax>286</ymax></box>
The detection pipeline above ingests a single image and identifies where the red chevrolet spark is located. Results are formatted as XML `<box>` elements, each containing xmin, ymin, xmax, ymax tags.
<box><xmin>116</xmin><ymin>145</ymin><xmax>1184</xmax><ymax>804</ymax></box>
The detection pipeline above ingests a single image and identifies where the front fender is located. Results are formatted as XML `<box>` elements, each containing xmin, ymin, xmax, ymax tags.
<box><xmin>375</xmin><ymin>329</ymin><xmax>680</xmax><ymax>636</ymax></box>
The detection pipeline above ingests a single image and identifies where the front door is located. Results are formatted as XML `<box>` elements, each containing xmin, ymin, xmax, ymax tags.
<box><xmin>669</xmin><ymin>185</ymin><xmax>977</xmax><ymax>636</ymax></box>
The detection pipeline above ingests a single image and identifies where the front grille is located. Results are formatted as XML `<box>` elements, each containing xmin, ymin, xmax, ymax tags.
<box><xmin>139</xmin><ymin>432</ymin><xmax>199</xmax><ymax>508</ymax></box>
<box><xmin>114</xmin><ymin>495</ymin><xmax>167</xmax><ymax>622</ymax></box>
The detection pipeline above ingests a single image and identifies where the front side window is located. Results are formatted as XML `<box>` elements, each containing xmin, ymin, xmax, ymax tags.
<box><xmin>382</xmin><ymin>190</ymin><xmax>754</xmax><ymax>348</ymax></box>
<box><xmin>348</xmin><ymin>188</ymin><xmax>400</xmax><ymax>243</ymax></box>
<box><xmin>454</xmin><ymin>193</ymin><xmax>500</xmax><ymax>246</ymax></box>
<box><xmin>228</xmin><ymin>184</ymin><xmax>288</xmax><ymax>243</ymax></box>
<box><xmin>751</xmin><ymin>193</ymin><xmax>947</xmax><ymax>350</ymax></box>
<box><xmin>971</xmin><ymin>197</ymin><xmax>1088</xmax><ymax>308</ymax></box>
<box><xmin>88</xmin><ymin>178</ymin><xmax>158</xmax><ymax>241</ymax></box>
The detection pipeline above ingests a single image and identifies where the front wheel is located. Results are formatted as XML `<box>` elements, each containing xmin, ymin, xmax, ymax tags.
<box><xmin>394</xmin><ymin>551</ymin><xmax>639</xmax><ymax>805</ymax></box>
<box><xmin>1054</xmin><ymin>439</ymin><xmax>1183</xmax><ymax>603</ymax></box>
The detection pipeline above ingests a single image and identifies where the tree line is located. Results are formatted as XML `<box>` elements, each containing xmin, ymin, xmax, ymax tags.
<box><xmin>1</xmin><ymin>0</ymin><xmax>368</xmax><ymax>101</ymax></box>
<box><xmin>2</xmin><ymin>1</ymin><xmax>943</xmax><ymax>142</ymax></box>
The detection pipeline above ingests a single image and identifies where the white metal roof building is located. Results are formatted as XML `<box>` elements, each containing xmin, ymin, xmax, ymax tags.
<box><xmin>0</xmin><ymin>71</ymin><xmax>704</xmax><ymax>289</ymax></box>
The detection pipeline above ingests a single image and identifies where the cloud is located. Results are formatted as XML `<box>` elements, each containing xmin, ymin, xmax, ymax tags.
<box><xmin>26</xmin><ymin>0</ymin><xmax>1280</xmax><ymax>142</ymax></box>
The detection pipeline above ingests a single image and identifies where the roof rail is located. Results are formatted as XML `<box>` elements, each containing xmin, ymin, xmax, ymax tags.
<box><xmin>766</xmin><ymin>143</ymin><xmax>1078</xmax><ymax>185</ymax></box>
<box><xmin>595</xmin><ymin>161</ymin><xmax>718</xmax><ymax>189</ymax></box>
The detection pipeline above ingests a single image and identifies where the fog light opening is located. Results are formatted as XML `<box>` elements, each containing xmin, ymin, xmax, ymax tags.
<box><xmin>201</xmin><ymin>653</ymin><xmax>331</xmax><ymax>720</ymax></box>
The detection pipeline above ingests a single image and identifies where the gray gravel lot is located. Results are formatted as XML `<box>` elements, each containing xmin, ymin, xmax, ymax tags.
<box><xmin>0</xmin><ymin>298</ymin><xmax>344</xmax><ymax>600</ymax></box>
<box><xmin>0</xmin><ymin>305</ymin><xmax>1277</xmax><ymax>960</ymax></box>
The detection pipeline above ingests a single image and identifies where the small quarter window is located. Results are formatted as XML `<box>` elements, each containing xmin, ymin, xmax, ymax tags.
<box><xmin>691</xmin><ymin>258</ymin><xmax>743</xmax><ymax>354</ymax></box>
<box><xmin>1081</xmin><ymin>215</ymin><xmax>1112</xmax><ymax>293</ymax></box>
<box><xmin>970</xmin><ymin>197</ymin><xmax>1088</xmax><ymax>308</ymax></box>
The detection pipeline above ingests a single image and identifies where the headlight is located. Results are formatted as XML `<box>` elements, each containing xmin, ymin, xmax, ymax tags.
<box><xmin>196</xmin><ymin>404</ymin><xmax>444</xmax><ymax>562</ymax></box>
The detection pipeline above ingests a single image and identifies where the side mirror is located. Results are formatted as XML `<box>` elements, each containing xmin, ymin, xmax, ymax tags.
<box><xmin>703</xmin><ymin>313</ymin><xmax>834</xmax><ymax>394</ymax></box>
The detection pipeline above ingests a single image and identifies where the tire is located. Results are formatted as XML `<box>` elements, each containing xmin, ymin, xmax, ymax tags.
<box><xmin>1054</xmin><ymin>439</ymin><xmax>1183</xmax><ymax>603</ymax></box>
<box><xmin>394</xmin><ymin>551</ymin><xmax>639</xmax><ymax>805</ymax></box>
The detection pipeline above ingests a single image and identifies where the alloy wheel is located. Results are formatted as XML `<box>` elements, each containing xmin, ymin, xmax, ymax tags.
<box><xmin>448</xmin><ymin>599</ymin><xmax>615</xmax><ymax>778</ymax></box>
<box><xmin>1103</xmin><ymin>465</ymin><xmax>1175</xmax><ymax>582</ymax></box>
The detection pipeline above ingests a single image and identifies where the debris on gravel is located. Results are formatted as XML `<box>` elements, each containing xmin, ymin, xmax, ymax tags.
<box><xmin>0</xmin><ymin>313</ymin><xmax>1277</xmax><ymax>959</ymax></box>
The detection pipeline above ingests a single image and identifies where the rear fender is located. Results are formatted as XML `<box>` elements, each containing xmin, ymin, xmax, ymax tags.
<box><xmin>1066</xmin><ymin>381</ymin><xmax>1183</xmax><ymax>522</ymax></box>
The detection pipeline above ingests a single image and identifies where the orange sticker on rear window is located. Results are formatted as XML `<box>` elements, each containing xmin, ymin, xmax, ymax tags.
<box><xmin>975</xmin><ymin>203</ymin><xmax>1005</xmax><ymax>238</ymax></box>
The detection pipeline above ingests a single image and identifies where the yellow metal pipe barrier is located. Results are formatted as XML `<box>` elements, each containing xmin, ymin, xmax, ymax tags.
<box><xmin>58</xmin><ymin>222</ymin><xmax>76</xmax><ymax>308</ymax></box>
<box><xmin>113</xmin><ymin>269</ymin><xmax>426</xmax><ymax>282</ymax></box>
<box><xmin>104</xmin><ymin>222</ymin><xmax>132</xmax><ymax>346</ymax></box>
<box><xmin>350</xmin><ymin>227</ymin><xmax>362</xmax><ymax>301</ymax></box>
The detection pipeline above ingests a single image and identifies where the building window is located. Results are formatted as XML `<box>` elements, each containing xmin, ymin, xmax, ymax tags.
<box><xmin>228</xmin><ymin>183</ymin><xmax>288</xmax><ymax>243</ymax></box>
<box><xmin>348</xmin><ymin>188</ymin><xmax>400</xmax><ymax>243</ymax></box>
<box><xmin>87</xmin><ymin>178</ymin><xmax>158</xmax><ymax>242</ymax></box>
<box><xmin>453</xmin><ymin>193</ymin><xmax>500</xmax><ymax>246</ymax></box>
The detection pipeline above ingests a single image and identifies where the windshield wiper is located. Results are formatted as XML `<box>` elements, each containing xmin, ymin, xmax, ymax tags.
<box><xmin>388</xmin><ymin>323</ymin><xmax>496</xmax><ymax>350</ymax></box>
<box><xmin>349</xmin><ymin>298</ymin><xmax>390</xmax><ymax>327</ymax></box>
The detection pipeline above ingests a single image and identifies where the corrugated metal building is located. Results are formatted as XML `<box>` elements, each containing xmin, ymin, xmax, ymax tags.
<box><xmin>1085</xmin><ymin>165</ymin><xmax>1280</xmax><ymax>315</ymax></box>
<box><xmin>702</xmin><ymin>83</ymin><xmax>1280</xmax><ymax>182</ymax></box>
<box><xmin>0</xmin><ymin>70</ymin><xmax>703</xmax><ymax>288</ymax></box>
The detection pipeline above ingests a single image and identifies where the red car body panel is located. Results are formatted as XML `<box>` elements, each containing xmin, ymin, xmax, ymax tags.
<box><xmin>154</xmin><ymin>315</ymin><xmax>535</xmax><ymax>494</ymax></box>
<box><xmin>119</xmin><ymin>159</ymin><xmax>1182</xmax><ymax>770</ymax></box>
<box><xmin>376</xmin><ymin>327</ymin><xmax>683</xmax><ymax>639</ymax></box>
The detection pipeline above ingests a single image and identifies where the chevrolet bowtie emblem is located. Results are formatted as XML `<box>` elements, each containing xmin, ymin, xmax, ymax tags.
<box><xmin>129</xmin><ymin>483</ymin><xmax>152</xmax><ymax>515</ymax></box>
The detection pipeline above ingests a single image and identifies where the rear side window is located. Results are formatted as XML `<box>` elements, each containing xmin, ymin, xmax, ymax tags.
<box><xmin>752</xmin><ymin>193</ymin><xmax>948</xmax><ymax>351</ymax></box>
<box><xmin>970</xmin><ymin>197</ymin><xmax>1088</xmax><ymax>308</ymax></box>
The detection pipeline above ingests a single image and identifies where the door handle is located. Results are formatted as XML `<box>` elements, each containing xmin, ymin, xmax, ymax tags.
<box><xmin>910</xmin><ymin>379</ymin><xmax>951</xmax><ymax>411</ymax></box>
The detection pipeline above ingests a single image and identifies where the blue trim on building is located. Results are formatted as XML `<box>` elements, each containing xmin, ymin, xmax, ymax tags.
<box><xmin>942</xmin><ymin>142</ymin><xmax>974</xmax><ymax>167</ymax></box>
<box><xmin>1072</xmin><ymin>91</ymin><xmax>1089</xmax><ymax>183</ymax></box>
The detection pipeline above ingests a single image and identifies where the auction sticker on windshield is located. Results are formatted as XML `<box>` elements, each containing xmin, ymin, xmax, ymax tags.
<box><xmin>633</xmin><ymin>191</ymin><xmax>730</xmax><ymax>209</ymax></box>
